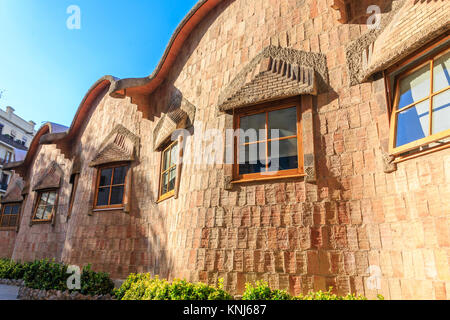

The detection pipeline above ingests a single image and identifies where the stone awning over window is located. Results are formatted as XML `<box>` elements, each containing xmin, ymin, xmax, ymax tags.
<box><xmin>1</xmin><ymin>179</ymin><xmax>24</xmax><ymax>204</ymax></box>
<box><xmin>32</xmin><ymin>162</ymin><xmax>63</xmax><ymax>191</ymax></box>
<box><xmin>89</xmin><ymin>124</ymin><xmax>140</xmax><ymax>167</ymax></box>
<box><xmin>218</xmin><ymin>46</ymin><xmax>328</xmax><ymax>112</ymax></box>
<box><xmin>153</xmin><ymin>92</ymin><xmax>196</xmax><ymax>151</ymax></box>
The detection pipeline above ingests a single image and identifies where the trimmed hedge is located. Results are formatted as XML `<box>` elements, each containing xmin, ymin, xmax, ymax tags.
<box><xmin>0</xmin><ymin>258</ymin><xmax>114</xmax><ymax>296</ymax></box>
<box><xmin>114</xmin><ymin>274</ymin><xmax>233</xmax><ymax>300</ymax></box>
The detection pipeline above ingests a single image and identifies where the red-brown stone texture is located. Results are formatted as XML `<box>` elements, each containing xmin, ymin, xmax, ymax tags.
<box><xmin>0</xmin><ymin>0</ymin><xmax>449</xmax><ymax>300</ymax></box>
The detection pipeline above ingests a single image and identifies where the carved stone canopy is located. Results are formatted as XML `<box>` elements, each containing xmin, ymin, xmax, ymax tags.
<box><xmin>1</xmin><ymin>179</ymin><xmax>24</xmax><ymax>204</ymax></box>
<box><xmin>153</xmin><ymin>91</ymin><xmax>196</xmax><ymax>151</ymax></box>
<box><xmin>32</xmin><ymin>162</ymin><xmax>64</xmax><ymax>191</ymax></box>
<box><xmin>89</xmin><ymin>124</ymin><xmax>140</xmax><ymax>167</ymax></box>
<box><xmin>217</xmin><ymin>46</ymin><xmax>328</xmax><ymax>112</ymax></box>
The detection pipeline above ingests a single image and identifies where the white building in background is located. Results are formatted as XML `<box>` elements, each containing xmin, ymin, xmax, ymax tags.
<box><xmin>0</xmin><ymin>106</ymin><xmax>36</xmax><ymax>196</ymax></box>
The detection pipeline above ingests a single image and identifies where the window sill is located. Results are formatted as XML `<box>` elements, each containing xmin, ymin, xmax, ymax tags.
<box><xmin>393</xmin><ymin>142</ymin><xmax>450</xmax><ymax>164</ymax></box>
<box><xmin>232</xmin><ymin>173</ymin><xmax>306</xmax><ymax>184</ymax></box>
<box><xmin>0</xmin><ymin>227</ymin><xmax>16</xmax><ymax>231</ymax></box>
<box><xmin>157</xmin><ymin>191</ymin><xmax>175</xmax><ymax>203</ymax></box>
<box><xmin>31</xmin><ymin>219</ymin><xmax>52</xmax><ymax>225</ymax></box>
<box><xmin>93</xmin><ymin>207</ymin><xmax>124</xmax><ymax>212</ymax></box>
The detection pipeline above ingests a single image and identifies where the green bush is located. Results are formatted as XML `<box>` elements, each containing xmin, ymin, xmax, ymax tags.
<box><xmin>115</xmin><ymin>274</ymin><xmax>233</xmax><ymax>300</ymax></box>
<box><xmin>242</xmin><ymin>281</ymin><xmax>374</xmax><ymax>300</ymax></box>
<box><xmin>242</xmin><ymin>281</ymin><xmax>291</xmax><ymax>300</ymax></box>
<box><xmin>0</xmin><ymin>258</ymin><xmax>31</xmax><ymax>280</ymax></box>
<box><xmin>1</xmin><ymin>259</ymin><xmax>114</xmax><ymax>296</ymax></box>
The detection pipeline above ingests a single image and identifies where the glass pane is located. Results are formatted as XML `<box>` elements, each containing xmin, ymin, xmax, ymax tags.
<box><xmin>96</xmin><ymin>187</ymin><xmax>110</xmax><ymax>206</ymax></box>
<box><xmin>240</xmin><ymin>113</ymin><xmax>266</xmax><ymax>143</ymax></box>
<box><xmin>43</xmin><ymin>205</ymin><xmax>53</xmax><ymax>220</ymax></box>
<box><xmin>8</xmin><ymin>215</ymin><xmax>17</xmax><ymax>227</ymax></box>
<box><xmin>47</xmin><ymin>191</ymin><xmax>57</xmax><ymax>206</ymax></box>
<box><xmin>38</xmin><ymin>193</ymin><xmax>48</xmax><ymax>207</ymax></box>
<box><xmin>1</xmin><ymin>216</ymin><xmax>8</xmax><ymax>227</ymax></box>
<box><xmin>432</xmin><ymin>90</ymin><xmax>450</xmax><ymax>134</ymax></box>
<box><xmin>239</xmin><ymin>142</ymin><xmax>267</xmax><ymax>174</ymax></box>
<box><xmin>4</xmin><ymin>205</ymin><xmax>12</xmax><ymax>215</ymax></box>
<box><xmin>99</xmin><ymin>168</ymin><xmax>113</xmax><ymax>187</ymax></box>
<box><xmin>168</xmin><ymin>167</ymin><xmax>177</xmax><ymax>192</ymax></box>
<box><xmin>161</xmin><ymin>172</ymin><xmax>169</xmax><ymax>195</ymax></box>
<box><xmin>396</xmin><ymin>99</ymin><xmax>430</xmax><ymax>147</ymax></box>
<box><xmin>11</xmin><ymin>205</ymin><xmax>20</xmax><ymax>215</ymax></box>
<box><xmin>170</xmin><ymin>144</ymin><xmax>178</xmax><ymax>166</ymax></box>
<box><xmin>398</xmin><ymin>64</ymin><xmax>430</xmax><ymax>109</ymax></box>
<box><xmin>163</xmin><ymin>148</ymin><xmax>170</xmax><ymax>171</ymax></box>
<box><xmin>110</xmin><ymin>186</ymin><xmax>124</xmax><ymax>205</ymax></box>
<box><xmin>268</xmin><ymin>107</ymin><xmax>297</xmax><ymax>139</ymax></box>
<box><xmin>35</xmin><ymin>206</ymin><xmax>45</xmax><ymax>220</ymax></box>
<box><xmin>268</xmin><ymin>138</ymin><xmax>298</xmax><ymax>171</ymax></box>
<box><xmin>113</xmin><ymin>166</ymin><xmax>128</xmax><ymax>185</ymax></box>
<box><xmin>433</xmin><ymin>51</ymin><xmax>450</xmax><ymax>92</ymax></box>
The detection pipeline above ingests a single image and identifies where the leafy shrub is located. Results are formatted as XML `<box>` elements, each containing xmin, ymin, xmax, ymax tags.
<box><xmin>0</xmin><ymin>258</ymin><xmax>31</xmax><ymax>280</ymax></box>
<box><xmin>242</xmin><ymin>281</ymin><xmax>374</xmax><ymax>300</ymax></box>
<box><xmin>0</xmin><ymin>259</ymin><xmax>114</xmax><ymax>296</ymax></box>
<box><xmin>242</xmin><ymin>281</ymin><xmax>291</xmax><ymax>300</ymax></box>
<box><xmin>80</xmin><ymin>264</ymin><xmax>115</xmax><ymax>296</ymax></box>
<box><xmin>115</xmin><ymin>274</ymin><xmax>233</xmax><ymax>300</ymax></box>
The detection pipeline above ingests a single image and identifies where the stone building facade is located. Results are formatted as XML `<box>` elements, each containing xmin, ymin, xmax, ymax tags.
<box><xmin>0</xmin><ymin>0</ymin><xmax>449</xmax><ymax>300</ymax></box>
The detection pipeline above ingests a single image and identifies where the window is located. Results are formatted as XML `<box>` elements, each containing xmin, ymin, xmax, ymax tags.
<box><xmin>389</xmin><ymin>46</ymin><xmax>450</xmax><ymax>155</ymax></box>
<box><xmin>0</xmin><ymin>173</ymin><xmax>9</xmax><ymax>191</ymax></box>
<box><xmin>234</xmin><ymin>99</ymin><xmax>303</xmax><ymax>181</ymax></box>
<box><xmin>32</xmin><ymin>190</ymin><xmax>58</xmax><ymax>222</ymax></box>
<box><xmin>94</xmin><ymin>164</ymin><xmax>128</xmax><ymax>209</ymax></box>
<box><xmin>158</xmin><ymin>141</ymin><xmax>178</xmax><ymax>201</ymax></box>
<box><xmin>5</xmin><ymin>151</ymin><xmax>12</xmax><ymax>163</ymax></box>
<box><xmin>0</xmin><ymin>203</ymin><xmax>21</xmax><ymax>228</ymax></box>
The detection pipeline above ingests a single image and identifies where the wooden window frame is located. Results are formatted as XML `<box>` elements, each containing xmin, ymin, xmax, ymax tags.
<box><xmin>157</xmin><ymin>140</ymin><xmax>178</xmax><ymax>202</ymax></box>
<box><xmin>32</xmin><ymin>189</ymin><xmax>59</xmax><ymax>223</ymax></box>
<box><xmin>93</xmin><ymin>163</ymin><xmax>129</xmax><ymax>210</ymax></box>
<box><xmin>0</xmin><ymin>202</ymin><xmax>21</xmax><ymax>230</ymax></box>
<box><xmin>387</xmin><ymin>37</ymin><xmax>450</xmax><ymax>156</ymax></box>
<box><xmin>232</xmin><ymin>97</ymin><xmax>304</xmax><ymax>183</ymax></box>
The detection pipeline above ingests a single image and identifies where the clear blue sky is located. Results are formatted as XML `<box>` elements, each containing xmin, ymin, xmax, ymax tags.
<box><xmin>0</xmin><ymin>0</ymin><xmax>198</xmax><ymax>128</ymax></box>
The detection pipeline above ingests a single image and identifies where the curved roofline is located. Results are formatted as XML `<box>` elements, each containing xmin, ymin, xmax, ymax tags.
<box><xmin>109</xmin><ymin>0</ymin><xmax>221</xmax><ymax>98</ymax></box>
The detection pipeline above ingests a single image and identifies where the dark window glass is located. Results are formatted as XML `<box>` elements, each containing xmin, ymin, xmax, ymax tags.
<box><xmin>268</xmin><ymin>138</ymin><xmax>298</xmax><ymax>171</ymax></box>
<box><xmin>396</xmin><ymin>100</ymin><xmax>429</xmax><ymax>147</ymax></box>
<box><xmin>33</xmin><ymin>191</ymin><xmax>57</xmax><ymax>221</ymax></box>
<box><xmin>239</xmin><ymin>113</ymin><xmax>266</xmax><ymax>144</ymax></box>
<box><xmin>99</xmin><ymin>168</ymin><xmax>113</xmax><ymax>186</ymax></box>
<box><xmin>268</xmin><ymin>107</ymin><xmax>297</xmax><ymax>139</ymax></box>
<box><xmin>239</xmin><ymin>143</ymin><xmax>266</xmax><ymax>174</ymax></box>
<box><xmin>95</xmin><ymin>165</ymin><xmax>128</xmax><ymax>208</ymax></box>
<box><xmin>110</xmin><ymin>186</ymin><xmax>124</xmax><ymax>205</ymax></box>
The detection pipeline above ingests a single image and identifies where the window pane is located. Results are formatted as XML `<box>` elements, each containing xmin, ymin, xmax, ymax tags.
<box><xmin>96</xmin><ymin>187</ymin><xmax>110</xmax><ymax>206</ymax></box>
<box><xmin>8</xmin><ymin>215</ymin><xmax>17</xmax><ymax>227</ymax></box>
<box><xmin>4</xmin><ymin>205</ymin><xmax>12</xmax><ymax>215</ymax></box>
<box><xmin>113</xmin><ymin>166</ymin><xmax>128</xmax><ymax>185</ymax></box>
<box><xmin>11</xmin><ymin>205</ymin><xmax>20</xmax><ymax>215</ymax></box>
<box><xmin>239</xmin><ymin>142</ymin><xmax>266</xmax><ymax>174</ymax></box>
<box><xmin>432</xmin><ymin>90</ymin><xmax>450</xmax><ymax>134</ymax></box>
<box><xmin>240</xmin><ymin>113</ymin><xmax>266</xmax><ymax>143</ymax></box>
<box><xmin>38</xmin><ymin>193</ymin><xmax>48</xmax><ymax>207</ymax></box>
<box><xmin>396</xmin><ymin>99</ymin><xmax>430</xmax><ymax>147</ymax></box>
<box><xmin>433</xmin><ymin>51</ymin><xmax>450</xmax><ymax>92</ymax></box>
<box><xmin>161</xmin><ymin>172</ymin><xmax>169</xmax><ymax>195</ymax></box>
<box><xmin>110</xmin><ymin>186</ymin><xmax>124</xmax><ymax>205</ymax></box>
<box><xmin>43</xmin><ymin>205</ymin><xmax>53</xmax><ymax>220</ymax></box>
<box><xmin>398</xmin><ymin>64</ymin><xmax>430</xmax><ymax>109</ymax></box>
<box><xmin>1</xmin><ymin>216</ymin><xmax>9</xmax><ymax>227</ymax></box>
<box><xmin>47</xmin><ymin>191</ymin><xmax>57</xmax><ymax>206</ymax></box>
<box><xmin>268</xmin><ymin>138</ymin><xmax>298</xmax><ymax>171</ymax></box>
<box><xmin>268</xmin><ymin>107</ymin><xmax>297</xmax><ymax>139</ymax></box>
<box><xmin>99</xmin><ymin>168</ymin><xmax>113</xmax><ymax>187</ymax></box>
<box><xmin>35</xmin><ymin>206</ymin><xmax>45</xmax><ymax>220</ymax></box>
<box><xmin>163</xmin><ymin>148</ymin><xmax>170</xmax><ymax>171</ymax></box>
<box><xmin>170</xmin><ymin>144</ymin><xmax>178</xmax><ymax>166</ymax></box>
<box><xmin>168</xmin><ymin>167</ymin><xmax>177</xmax><ymax>192</ymax></box>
